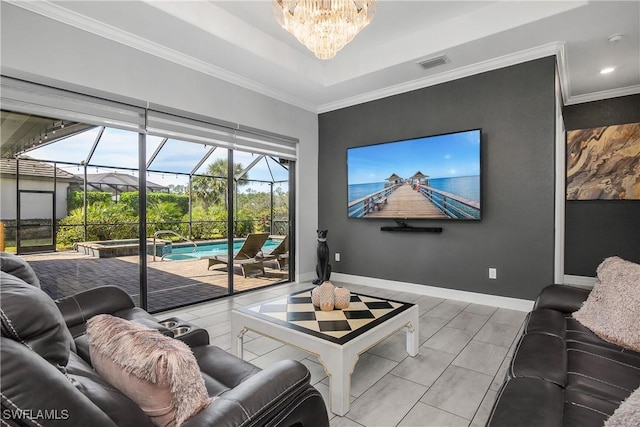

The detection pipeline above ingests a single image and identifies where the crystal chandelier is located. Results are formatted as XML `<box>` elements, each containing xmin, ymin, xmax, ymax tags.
<box><xmin>273</xmin><ymin>0</ymin><xmax>378</xmax><ymax>60</ymax></box>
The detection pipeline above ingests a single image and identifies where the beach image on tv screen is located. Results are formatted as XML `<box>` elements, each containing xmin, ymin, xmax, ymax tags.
<box><xmin>347</xmin><ymin>129</ymin><xmax>481</xmax><ymax>220</ymax></box>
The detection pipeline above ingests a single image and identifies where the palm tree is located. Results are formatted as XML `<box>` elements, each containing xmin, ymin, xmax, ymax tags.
<box><xmin>191</xmin><ymin>159</ymin><xmax>244</xmax><ymax>210</ymax></box>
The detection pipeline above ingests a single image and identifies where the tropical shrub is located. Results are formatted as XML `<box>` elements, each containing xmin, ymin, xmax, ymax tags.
<box><xmin>120</xmin><ymin>192</ymin><xmax>189</xmax><ymax>216</ymax></box>
<box><xmin>67</xmin><ymin>191</ymin><xmax>112</xmax><ymax>212</ymax></box>
<box><xmin>187</xmin><ymin>206</ymin><xmax>228</xmax><ymax>240</ymax></box>
<box><xmin>57</xmin><ymin>202</ymin><xmax>137</xmax><ymax>245</ymax></box>
<box><xmin>146</xmin><ymin>200</ymin><xmax>185</xmax><ymax>238</ymax></box>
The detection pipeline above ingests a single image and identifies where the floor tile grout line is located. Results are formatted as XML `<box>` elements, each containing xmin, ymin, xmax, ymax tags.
<box><xmin>165</xmin><ymin>282</ymin><xmax>523</xmax><ymax>426</ymax></box>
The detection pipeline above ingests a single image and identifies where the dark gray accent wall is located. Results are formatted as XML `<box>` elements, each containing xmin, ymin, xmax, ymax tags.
<box><xmin>318</xmin><ymin>57</ymin><xmax>557</xmax><ymax>301</ymax></box>
<box><xmin>563</xmin><ymin>95</ymin><xmax>640</xmax><ymax>276</ymax></box>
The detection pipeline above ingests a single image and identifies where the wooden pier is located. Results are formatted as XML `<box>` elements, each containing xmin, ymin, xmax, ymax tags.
<box><xmin>367</xmin><ymin>183</ymin><xmax>447</xmax><ymax>218</ymax></box>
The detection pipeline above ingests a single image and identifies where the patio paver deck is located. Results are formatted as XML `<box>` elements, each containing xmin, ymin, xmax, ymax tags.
<box><xmin>20</xmin><ymin>251</ymin><xmax>289</xmax><ymax>312</ymax></box>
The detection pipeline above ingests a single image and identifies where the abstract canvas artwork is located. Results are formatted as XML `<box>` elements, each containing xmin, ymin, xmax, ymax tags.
<box><xmin>566</xmin><ymin>122</ymin><xmax>640</xmax><ymax>200</ymax></box>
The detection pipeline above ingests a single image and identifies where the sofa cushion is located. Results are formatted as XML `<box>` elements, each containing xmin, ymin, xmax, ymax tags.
<box><xmin>0</xmin><ymin>252</ymin><xmax>40</xmax><ymax>287</ymax></box>
<box><xmin>564</xmin><ymin>389</ymin><xmax>618</xmax><ymax>427</ymax></box>
<box><xmin>87</xmin><ymin>314</ymin><xmax>211</xmax><ymax>426</ymax></box>
<box><xmin>566</xmin><ymin>341</ymin><xmax>640</xmax><ymax>403</ymax></box>
<box><xmin>191</xmin><ymin>345</ymin><xmax>261</xmax><ymax>392</ymax></box>
<box><xmin>573</xmin><ymin>257</ymin><xmax>640</xmax><ymax>352</ymax></box>
<box><xmin>565</xmin><ymin>317</ymin><xmax>630</xmax><ymax>351</ymax></box>
<box><xmin>604</xmin><ymin>386</ymin><xmax>640</xmax><ymax>427</ymax></box>
<box><xmin>487</xmin><ymin>377</ymin><xmax>563</xmax><ymax>427</ymax></box>
<box><xmin>0</xmin><ymin>271</ymin><xmax>74</xmax><ymax>366</ymax></box>
<box><xmin>0</xmin><ymin>337</ymin><xmax>116</xmax><ymax>427</ymax></box>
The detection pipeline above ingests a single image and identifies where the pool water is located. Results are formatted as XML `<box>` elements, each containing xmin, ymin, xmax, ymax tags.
<box><xmin>163</xmin><ymin>238</ymin><xmax>283</xmax><ymax>261</ymax></box>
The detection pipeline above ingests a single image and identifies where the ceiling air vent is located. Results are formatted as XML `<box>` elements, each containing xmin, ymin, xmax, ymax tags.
<box><xmin>417</xmin><ymin>55</ymin><xmax>450</xmax><ymax>71</ymax></box>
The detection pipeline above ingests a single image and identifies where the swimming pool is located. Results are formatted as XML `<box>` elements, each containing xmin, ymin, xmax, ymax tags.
<box><xmin>163</xmin><ymin>238</ymin><xmax>283</xmax><ymax>261</ymax></box>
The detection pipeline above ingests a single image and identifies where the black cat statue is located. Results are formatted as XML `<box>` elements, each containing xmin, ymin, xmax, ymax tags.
<box><xmin>313</xmin><ymin>229</ymin><xmax>332</xmax><ymax>285</ymax></box>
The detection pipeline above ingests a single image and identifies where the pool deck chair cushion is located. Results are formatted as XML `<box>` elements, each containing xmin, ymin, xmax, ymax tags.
<box><xmin>263</xmin><ymin>236</ymin><xmax>289</xmax><ymax>270</ymax></box>
<box><xmin>205</xmin><ymin>233</ymin><xmax>270</xmax><ymax>277</ymax></box>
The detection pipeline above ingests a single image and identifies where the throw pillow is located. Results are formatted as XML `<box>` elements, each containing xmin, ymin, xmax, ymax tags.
<box><xmin>604</xmin><ymin>386</ymin><xmax>640</xmax><ymax>427</ymax></box>
<box><xmin>573</xmin><ymin>256</ymin><xmax>640</xmax><ymax>352</ymax></box>
<box><xmin>87</xmin><ymin>314</ymin><xmax>211</xmax><ymax>426</ymax></box>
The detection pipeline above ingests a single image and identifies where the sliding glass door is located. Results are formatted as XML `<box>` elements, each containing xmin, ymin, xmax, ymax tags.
<box><xmin>1</xmin><ymin>77</ymin><xmax>298</xmax><ymax>313</ymax></box>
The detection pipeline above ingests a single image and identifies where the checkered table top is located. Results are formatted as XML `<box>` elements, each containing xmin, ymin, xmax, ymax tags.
<box><xmin>237</xmin><ymin>288</ymin><xmax>414</xmax><ymax>345</ymax></box>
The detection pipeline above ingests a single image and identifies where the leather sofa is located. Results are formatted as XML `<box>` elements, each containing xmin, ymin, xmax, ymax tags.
<box><xmin>487</xmin><ymin>284</ymin><xmax>640</xmax><ymax>427</ymax></box>
<box><xmin>0</xmin><ymin>253</ymin><xmax>329</xmax><ymax>426</ymax></box>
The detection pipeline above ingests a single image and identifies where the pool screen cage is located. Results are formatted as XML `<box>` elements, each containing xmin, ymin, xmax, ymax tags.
<box><xmin>1</xmin><ymin>109</ymin><xmax>292</xmax><ymax>254</ymax></box>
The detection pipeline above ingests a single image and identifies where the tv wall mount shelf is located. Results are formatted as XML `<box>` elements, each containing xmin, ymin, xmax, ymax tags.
<box><xmin>380</xmin><ymin>220</ymin><xmax>443</xmax><ymax>233</ymax></box>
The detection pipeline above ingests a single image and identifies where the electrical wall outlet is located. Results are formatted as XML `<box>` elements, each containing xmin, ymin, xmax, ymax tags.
<box><xmin>335</xmin><ymin>252</ymin><xmax>341</xmax><ymax>262</ymax></box>
<box><xmin>489</xmin><ymin>268</ymin><xmax>497</xmax><ymax>279</ymax></box>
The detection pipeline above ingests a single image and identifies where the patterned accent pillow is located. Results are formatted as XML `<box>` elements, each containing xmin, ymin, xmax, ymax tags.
<box><xmin>87</xmin><ymin>315</ymin><xmax>211</xmax><ymax>426</ymax></box>
<box><xmin>605</xmin><ymin>387</ymin><xmax>640</xmax><ymax>427</ymax></box>
<box><xmin>573</xmin><ymin>257</ymin><xmax>640</xmax><ymax>352</ymax></box>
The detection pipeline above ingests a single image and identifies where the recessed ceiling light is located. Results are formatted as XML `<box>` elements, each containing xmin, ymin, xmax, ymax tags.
<box><xmin>600</xmin><ymin>67</ymin><xmax>615</xmax><ymax>74</ymax></box>
<box><xmin>608</xmin><ymin>33</ymin><xmax>624</xmax><ymax>43</ymax></box>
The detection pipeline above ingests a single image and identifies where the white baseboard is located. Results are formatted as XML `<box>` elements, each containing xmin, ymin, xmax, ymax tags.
<box><xmin>563</xmin><ymin>275</ymin><xmax>596</xmax><ymax>289</ymax></box>
<box><xmin>330</xmin><ymin>273</ymin><xmax>534</xmax><ymax>312</ymax></box>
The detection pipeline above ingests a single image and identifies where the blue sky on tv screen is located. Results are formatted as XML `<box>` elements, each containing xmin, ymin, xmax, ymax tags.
<box><xmin>348</xmin><ymin>130</ymin><xmax>480</xmax><ymax>185</ymax></box>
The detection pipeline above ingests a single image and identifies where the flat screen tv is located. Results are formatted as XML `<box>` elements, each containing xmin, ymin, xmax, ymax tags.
<box><xmin>347</xmin><ymin>129</ymin><xmax>481</xmax><ymax>220</ymax></box>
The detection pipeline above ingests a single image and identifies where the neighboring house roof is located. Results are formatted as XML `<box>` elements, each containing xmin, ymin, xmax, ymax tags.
<box><xmin>80</xmin><ymin>172</ymin><xmax>168</xmax><ymax>192</ymax></box>
<box><xmin>0</xmin><ymin>157</ymin><xmax>78</xmax><ymax>181</ymax></box>
<box><xmin>386</xmin><ymin>173</ymin><xmax>402</xmax><ymax>181</ymax></box>
<box><xmin>0</xmin><ymin>158</ymin><xmax>168</xmax><ymax>193</ymax></box>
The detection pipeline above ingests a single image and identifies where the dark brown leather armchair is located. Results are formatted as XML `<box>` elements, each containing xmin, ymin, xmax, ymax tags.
<box><xmin>0</xmin><ymin>253</ymin><xmax>328</xmax><ymax>427</ymax></box>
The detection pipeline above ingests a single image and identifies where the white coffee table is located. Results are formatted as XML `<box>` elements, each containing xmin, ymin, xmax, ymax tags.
<box><xmin>231</xmin><ymin>288</ymin><xmax>419</xmax><ymax>416</ymax></box>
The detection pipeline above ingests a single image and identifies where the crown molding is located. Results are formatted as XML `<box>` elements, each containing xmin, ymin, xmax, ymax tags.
<box><xmin>565</xmin><ymin>85</ymin><xmax>640</xmax><ymax>106</ymax></box>
<box><xmin>6</xmin><ymin>0</ymin><xmax>318</xmax><ymax>113</ymax></box>
<box><xmin>318</xmin><ymin>42</ymin><xmax>567</xmax><ymax>113</ymax></box>
<box><xmin>8</xmin><ymin>1</ymin><xmax>636</xmax><ymax>114</ymax></box>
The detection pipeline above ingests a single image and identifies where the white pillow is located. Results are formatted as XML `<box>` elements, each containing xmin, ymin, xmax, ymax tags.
<box><xmin>604</xmin><ymin>387</ymin><xmax>640</xmax><ymax>427</ymax></box>
<box><xmin>573</xmin><ymin>257</ymin><xmax>640</xmax><ymax>352</ymax></box>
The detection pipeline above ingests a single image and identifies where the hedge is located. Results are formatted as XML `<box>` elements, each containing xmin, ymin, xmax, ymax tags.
<box><xmin>67</xmin><ymin>191</ymin><xmax>112</xmax><ymax>212</ymax></box>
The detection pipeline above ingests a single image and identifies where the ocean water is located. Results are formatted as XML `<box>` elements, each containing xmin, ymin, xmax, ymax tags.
<box><xmin>348</xmin><ymin>182</ymin><xmax>387</xmax><ymax>202</ymax></box>
<box><xmin>348</xmin><ymin>176</ymin><xmax>479</xmax><ymax>203</ymax></box>
<box><xmin>429</xmin><ymin>176</ymin><xmax>480</xmax><ymax>219</ymax></box>
<box><xmin>429</xmin><ymin>176</ymin><xmax>480</xmax><ymax>202</ymax></box>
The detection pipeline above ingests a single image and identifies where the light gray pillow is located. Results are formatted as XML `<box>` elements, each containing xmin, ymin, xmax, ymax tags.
<box><xmin>604</xmin><ymin>387</ymin><xmax>640</xmax><ymax>427</ymax></box>
<box><xmin>573</xmin><ymin>257</ymin><xmax>640</xmax><ymax>352</ymax></box>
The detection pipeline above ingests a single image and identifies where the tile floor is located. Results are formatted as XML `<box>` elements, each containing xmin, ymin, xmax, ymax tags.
<box><xmin>159</xmin><ymin>281</ymin><xmax>528</xmax><ymax>427</ymax></box>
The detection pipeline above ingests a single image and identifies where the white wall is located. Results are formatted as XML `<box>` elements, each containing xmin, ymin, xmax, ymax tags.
<box><xmin>0</xmin><ymin>4</ymin><xmax>319</xmax><ymax>278</ymax></box>
<box><xmin>0</xmin><ymin>177</ymin><xmax>69</xmax><ymax>220</ymax></box>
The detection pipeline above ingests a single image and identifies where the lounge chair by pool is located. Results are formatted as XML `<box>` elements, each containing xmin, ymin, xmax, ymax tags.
<box><xmin>204</xmin><ymin>233</ymin><xmax>269</xmax><ymax>277</ymax></box>
<box><xmin>263</xmin><ymin>235</ymin><xmax>289</xmax><ymax>270</ymax></box>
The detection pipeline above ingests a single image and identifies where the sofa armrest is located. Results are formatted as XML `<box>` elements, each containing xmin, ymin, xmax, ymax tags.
<box><xmin>487</xmin><ymin>377</ymin><xmax>563</xmax><ymax>427</ymax></box>
<box><xmin>56</xmin><ymin>286</ymin><xmax>135</xmax><ymax>329</ymax></box>
<box><xmin>183</xmin><ymin>359</ymin><xmax>328</xmax><ymax>427</ymax></box>
<box><xmin>533</xmin><ymin>284</ymin><xmax>591</xmax><ymax>313</ymax></box>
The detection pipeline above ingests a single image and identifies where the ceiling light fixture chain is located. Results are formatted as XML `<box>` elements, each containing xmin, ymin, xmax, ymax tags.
<box><xmin>273</xmin><ymin>0</ymin><xmax>377</xmax><ymax>60</ymax></box>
